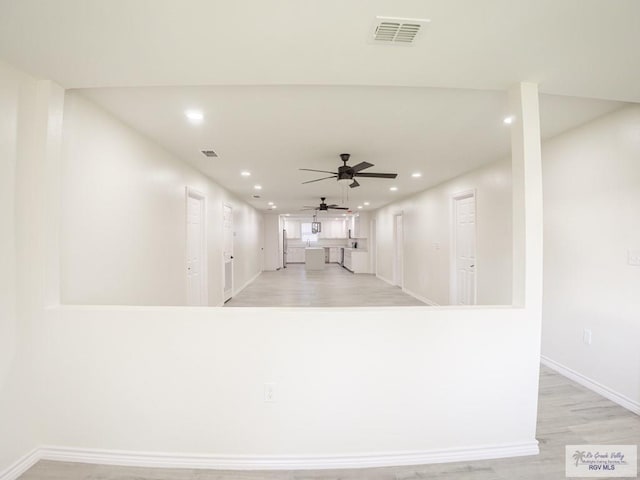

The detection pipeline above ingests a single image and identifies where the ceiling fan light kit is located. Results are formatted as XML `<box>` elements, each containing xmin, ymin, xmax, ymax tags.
<box><xmin>302</xmin><ymin>197</ymin><xmax>349</xmax><ymax>212</ymax></box>
<box><xmin>300</xmin><ymin>153</ymin><xmax>398</xmax><ymax>189</ymax></box>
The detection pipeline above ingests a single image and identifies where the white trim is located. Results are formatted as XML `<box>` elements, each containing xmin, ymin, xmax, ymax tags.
<box><xmin>233</xmin><ymin>271</ymin><xmax>261</xmax><ymax>297</ymax></box>
<box><xmin>402</xmin><ymin>287</ymin><xmax>440</xmax><ymax>306</ymax></box>
<box><xmin>222</xmin><ymin>202</ymin><xmax>234</xmax><ymax>303</ymax></box>
<box><xmin>449</xmin><ymin>189</ymin><xmax>478</xmax><ymax>306</ymax></box>
<box><xmin>376</xmin><ymin>273</ymin><xmax>395</xmax><ymax>286</ymax></box>
<box><xmin>392</xmin><ymin>212</ymin><xmax>404</xmax><ymax>288</ymax></box>
<box><xmin>185</xmin><ymin>186</ymin><xmax>208</xmax><ymax>306</ymax></box>
<box><xmin>541</xmin><ymin>355</ymin><xmax>640</xmax><ymax>415</ymax></box>
<box><xmin>0</xmin><ymin>448</ymin><xmax>39</xmax><ymax>480</ymax></box>
<box><xmin>32</xmin><ymin>442</ymin><xmax>538</xmax><ymax>471</ymax></box>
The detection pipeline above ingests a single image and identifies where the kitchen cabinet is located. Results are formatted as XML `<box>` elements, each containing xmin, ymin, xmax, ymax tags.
<box><xmin>329</xmin><ymin>247</ymin><xmax>340</xmax><ymax>263</ymax></box>
<box><xmin>350</xmin><ymin>213</ymin><xmax>369</xmax><ymax>238</ymax></box>
<box><xmin>318</xmin><ymin>219</ymin><xmax>347</xmax><ymax>239</ymax></box>
<box><xmin>286</xmin><ymin>247</ymin><xmax>305</xmax><ymax>263</ymax></box>
<box><xmin>284</xmin><ymin>219</ymin><xmax>301</xmax><ymax>239</ymax></box>
<box><xmin>342</xmin><ymin>248</ymin><xmax>370</xmax><ymax>273</ymax></box>
<box><xmin>343</xmin><ymin>248</ymin><xmax>352</xmax><ymax>271</ymax></box>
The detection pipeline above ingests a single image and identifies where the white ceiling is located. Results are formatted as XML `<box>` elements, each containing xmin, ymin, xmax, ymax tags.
<box><xmin>0</xmin><ymin>0</ymin><xmax>634</xmax><ymax>212</ymax></box>
<box><xmin>1</xmin><ymin>0</ymin><xmax>639</xmax><ymax>102</ymax></box>
<box><xmin>78</xmin><ymin>86</ymin><xmax>623</xmax><ymax>212</ymax></box>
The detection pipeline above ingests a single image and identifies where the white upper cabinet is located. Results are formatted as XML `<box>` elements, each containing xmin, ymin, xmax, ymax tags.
<box><xmin>350</xmin><ymin>213</ymin><xmax>369</xmax><ymax>238</ymax></box>
<box><xmin>318</xmin><ymin>219</ymin><xmax>347</xmax><ymax>238</ymax></box>
<box><xmin>284</xmin><ymin>218</ymin><xmax>348</xmax><ymax>239</ymax></box>
<box><xmin>284</xmin><ymin>219</ymin><xmax>301</xmax><ymax>238</ymax></box>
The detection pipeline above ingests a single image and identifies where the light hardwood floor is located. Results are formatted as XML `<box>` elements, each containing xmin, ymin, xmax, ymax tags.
<box><xmin>19</xmin><ymin>366</ymin><xmax>640</xmax><ymax>479</ymax></box>
<box><xmin>225</xmin><ymin>264</ymin><xmax>426</xmax><ymax>307</ymax></box>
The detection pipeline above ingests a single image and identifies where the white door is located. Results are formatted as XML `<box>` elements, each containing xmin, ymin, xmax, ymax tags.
<box><xmin>453</xmin><ymin>193</ymin><xmax>477</xmax><ymax>305</ymax></box>
<box><xmin>393</xmin><ymin>214</ymin><xmax>403</xmax><ymax>287</ymax></box>
<box><xmin>223</xmin><ymin>203</ymin><xmax>234</xmax><ymax>302</ymax></box>
<box><xmin>186</xmin><ymin>188</ymin><xmax>206</xmax><ymax>306</ymax></box>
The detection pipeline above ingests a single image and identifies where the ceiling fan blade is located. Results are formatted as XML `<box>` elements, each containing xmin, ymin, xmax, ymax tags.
<box><xmin>299</xmin><ymin>168</ymin><xmax>338</xmax><ymax>174</ymax></box>
<box><xmin>349</xmin><ymin>179</ymin><xmax>360</xmax><ymax>188</ymax></box>
<box><xmin>328</xmin><ymin>206</ymin><xmax>349</xmax><ymax>210</ymax></box>
<box><xmin>301</xmin><ymin>175</ymin><xmax>337</xmax><ymax>184</ymax></box>
<box><xmin>354</xmin><ymin>172</ymin><xmax>398</xmax><ymax>179</ymax></box>
<box><xmin>350</xmin><ymin>161</ymin><xmax>374</xmax><ymax>172</ymax></box>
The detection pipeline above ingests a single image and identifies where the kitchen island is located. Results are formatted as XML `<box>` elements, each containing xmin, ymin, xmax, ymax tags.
<box><xmin>305</xmin><ymin>247</ymin><xmax>325</xmax><ymax>270</ymax></box>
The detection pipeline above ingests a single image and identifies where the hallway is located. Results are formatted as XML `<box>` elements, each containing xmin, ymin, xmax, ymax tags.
<box><xmin>225</xmin><ymin>264</ymin><xmax>426</xmax><ymax>307</ymax></box>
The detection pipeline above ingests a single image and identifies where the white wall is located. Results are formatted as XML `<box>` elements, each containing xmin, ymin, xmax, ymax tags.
<box><xmin>542</xmin><ymin>106</ymin><xmax>640</xmax><ymax>410</ymax></box>
<box><xmin>0</xmin><ymin>59</ymin><xmax>34</xmax><ymax>475</ymax></box>
<box><xmin>0</xmin><ymin>63</ymin><xmax>67</xmax><ymax>476</ymax></box>
<box><xmin>37</xmin><ymin>306</ymin><xmax>540</xmax><ymax>463</ymax></box>
<box><xmin>1</xmin><ymin>74</ymin><xmax>543</xmax><ymax>474</ymax></box>
<box><xmin>61</xmin><ymin>93</ymin><xmax>263</xmax><ymax>306</ymax></box>
<box><xmin>374</xmin><ymin>160</ymin><xmax>512</xmax><ymax>306</ymax></box>
<box><xmin>263</xmin><ymin>214</ymin><xmax>281</xmax><ymax>271</ymax></box>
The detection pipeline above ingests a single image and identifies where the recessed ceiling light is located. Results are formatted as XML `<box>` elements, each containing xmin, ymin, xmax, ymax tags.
<box><xmin>241</xmin><ymin>171</ymin><xmax>251</xmax><ymax>177</ymax></box>
<box><xmin>411</xmin><ymin>172</ymin><xmax>422</xmax><ymax>178</ymax></box>
<box><xmin>254</xmin><ymin>185</ymin><xmax>262</xmax><ymax>190</ymax></box>
<box><xmin>364</xmin><ymin>201</ymin><xmax>370</xmax><ymax>206</ymax></box>
<box><xmin>185</xmin><ymin>110</ymin><xmax>204</xmax><ymax>123</ymax></box>
<box><xmin>503</xmin><ymin>116</ymin><xmax>515</xmax><ymax>125</ymax></box>
<box><xmin>390</xmin><ymin>186</ymin><xmax>398</xmax><ymax>191</ymax></box>
<box><xmin>357</xmin><ymin>205</ymin><xmax>363</xmax><ymax>209</ymax></box>
<box><xmin>271</xmin><ymin>205</ymin><xmax>277</xmax><ymax>209</ymax></box>
<box><xmin>267</xmin><ymin>201</ymin><xmax>274</xmax><ymax>206</ymax></box>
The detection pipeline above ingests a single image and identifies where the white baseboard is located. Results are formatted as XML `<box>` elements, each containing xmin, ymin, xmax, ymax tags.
<box><xmin>541</xmin><ymin>355</ymin><xmax>640</xmax><ymax>415</ymax></box>
<box><xmin>375</xmin><ymin>274</ymin><xmax>439</xmax><ymax>306</ymax></box>
<box><xmin>233</xmin><ymin>271</ymin><xmax>261</xmax><ymax>297</ymax></box>
<box><xmin>0</xmin><ymin>449</ymin><xmax>39</xmax><ymax>480</ymax></box>
<box><xmin>376</xmin><ymin>274</ymin><xmax>395</xmax><ymax>286</ymax></box>
<box><xmin>32</xmin><ymin>441</ymin><xmax>537</xmax><ymax>471</ymax></box>
<box><xmin>402</xmin><ymin>287</ymin><xmax>440</xmax><ymax>306</ymax></box>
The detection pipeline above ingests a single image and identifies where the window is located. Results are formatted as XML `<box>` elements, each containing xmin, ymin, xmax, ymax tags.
<box><xmin>301</xmin><ymin>223</ymin><xmax>319</xmax><ymax>243</ymax></box>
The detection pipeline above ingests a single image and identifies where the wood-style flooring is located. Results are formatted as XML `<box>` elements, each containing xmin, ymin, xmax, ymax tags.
<box><xmin>224</xmin><ymin>264</ymin><xmax>425</xmax><ymax>307</ymax></box>
<box><xmin>19</xmin><ymin>365</ymin><xmax>640</xmax><ymax>479</ymax></box>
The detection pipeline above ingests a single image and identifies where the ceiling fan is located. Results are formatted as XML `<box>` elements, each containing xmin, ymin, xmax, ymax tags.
<box><xmin>301</xmin><ymin>197</ymin><xmax>349</xmax><ymax>211</ymax></box>
<box><xmin>300</xmin><ymin>153</ymin><xmax>398</xmax><ymax>188</ymax></box>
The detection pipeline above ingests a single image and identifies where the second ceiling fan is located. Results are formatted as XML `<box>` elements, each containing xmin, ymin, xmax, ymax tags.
<box><xmin>300</xmin><ymin>153</ymin><xmax>398</xmax><ymax>188</ymax></box>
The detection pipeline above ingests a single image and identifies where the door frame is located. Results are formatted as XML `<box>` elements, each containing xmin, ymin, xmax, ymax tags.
<box><xmin>222</xmin><ymin>202</ymin><xmax>234</xmax><ymax>302</ymax></box>
<box><xmin>450</xmin><ymin>189</ymin><xmax>477</xmax><ymax>305</ymax></box>
<box><xmin>393</xmin><ymin>212</ymin><xmax>404</xmax><ymax>288</ymax></box>
<box><xmin>370</xmin><ymin>217</ymin><xmax>377</xmax><ymax>276</ymax></box>
<box><xmin>185</xmin><ymin>186</ymin><xmax>207</xmax><ymax>306</ymax></box>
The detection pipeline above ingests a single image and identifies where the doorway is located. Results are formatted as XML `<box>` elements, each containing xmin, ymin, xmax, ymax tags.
<box><xmin>223</xmin><ymin>203</ymin><xmax>234</xmax><ymax>302</ymax></box>
<box><xmin>393</xmin><ymin>213</ymin><xmax>404</xmax><ymax>287</ymax></box>
<box><xmin>451</xmin><ymin>191</ymin><xmax>477</xmax><ymax>305</ymax></box>
<box><xmin>186</xmin><ymin>187</ymin><xmax>207</xmax><ymax>306</ymax></box>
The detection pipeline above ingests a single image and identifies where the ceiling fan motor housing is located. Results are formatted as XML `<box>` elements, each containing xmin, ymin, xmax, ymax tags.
<box><xmin>338</xmin><ymin>165</ymin><xmax>354</xmax><ymax>180</ymax></box>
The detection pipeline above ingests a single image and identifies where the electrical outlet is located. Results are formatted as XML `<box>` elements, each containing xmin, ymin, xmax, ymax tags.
<box><xmin>583</xmin><ymin>329</ymin><xmax>592</xmax><ymax>345</ymax></box>
<box><xmin>264</xmin><ymin>383</ymin><xmax>276</xmax><ymax>402</ymax></box>
<box><xmin>628</xmin><ymin>249</ymin><xmax>640</xmax><ymax>266</ymax></box>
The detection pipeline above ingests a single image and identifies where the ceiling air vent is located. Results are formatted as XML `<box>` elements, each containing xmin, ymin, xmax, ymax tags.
<box><xmin>371</xmin><ymin>16</ymin><xmax>430</xmax><ymax>45</ymax></box>
<box><xmin>201</xmin><ymin>149</ymin><xmax>218</xmax><ymax>158</ymax></box>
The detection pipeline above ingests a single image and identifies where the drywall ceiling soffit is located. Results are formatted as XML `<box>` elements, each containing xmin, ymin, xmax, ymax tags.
<box><xmin>0</xmin><ymin>0</ymin><xmax>639</xmax><ymax>102</ymax></box>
